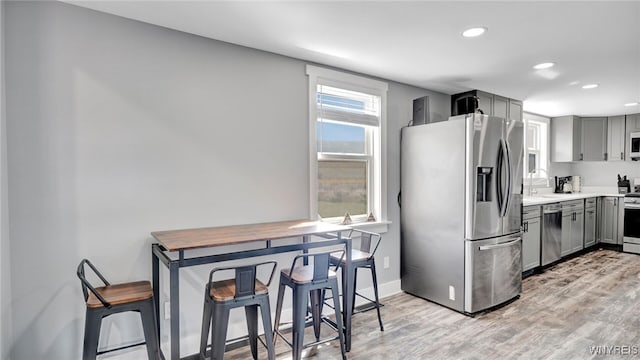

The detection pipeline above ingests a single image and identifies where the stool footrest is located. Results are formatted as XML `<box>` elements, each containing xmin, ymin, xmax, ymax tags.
<box><xmin>95</xmin><ymin>341</ymin><xmax>147</xmax><ymax>356</ymax></box>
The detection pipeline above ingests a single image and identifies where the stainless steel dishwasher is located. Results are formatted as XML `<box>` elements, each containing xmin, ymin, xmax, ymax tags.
<box><xmin>542</xmin><ymin>203</ymin><xmax>562</xmax><ymax>266</ymax></box>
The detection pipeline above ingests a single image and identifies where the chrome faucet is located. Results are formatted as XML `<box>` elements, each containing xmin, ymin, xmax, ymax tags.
<box><xmin>527</xmin><ymin>168</ymin><xmax>548</xmax><ymax>196</ymax></box>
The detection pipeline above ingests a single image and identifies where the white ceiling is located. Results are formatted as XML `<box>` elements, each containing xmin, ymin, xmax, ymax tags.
<box><xmin>64</xmin><ymin>1</ymin><xmax>640</xmax><ymax>118</ymax></box>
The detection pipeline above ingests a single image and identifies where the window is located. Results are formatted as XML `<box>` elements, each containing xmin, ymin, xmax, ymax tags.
<box><xmin>523</xmin><ymin>112</ymin><xmax>550</xmax><ymax>187</ymax></box>
<box><xmin>307</xmin><ymin>65</ymin><xmax>388</xmax><ymax>224</ymax></box>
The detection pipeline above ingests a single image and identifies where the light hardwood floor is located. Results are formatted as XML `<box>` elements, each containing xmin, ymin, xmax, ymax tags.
<box><xmin>222</xmin><ymin>249</ymin><xmax>640</xmax><ymax>359</ymax></box>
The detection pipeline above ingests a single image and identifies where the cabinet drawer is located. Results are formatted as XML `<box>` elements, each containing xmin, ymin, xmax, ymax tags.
<box><xmin>585</xmin><ymin>197</ymin><xmax>597</xmax><ymax>208</ymax></box>
<box><xmin>523</xmin><ymin>206</ymin><xmax>541</xmax><ymax>219</ymax></box>
<box><xmin>561</xmin><ymin>200</ymin><xmax>584</xmax><ymax>210</ymax></box>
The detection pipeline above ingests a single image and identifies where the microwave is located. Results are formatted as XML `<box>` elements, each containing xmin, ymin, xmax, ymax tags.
<box><xmin>631</xmin><ymin>132</ymin><xmax>640</xmax><ymax>160</ymax></box>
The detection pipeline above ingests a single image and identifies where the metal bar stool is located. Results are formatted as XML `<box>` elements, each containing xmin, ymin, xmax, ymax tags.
<box><xmin>199</xmin><ymin>261</ymin><xmax>277</xmax><ymax>360</ymax></box>
<box><xmin>330</xmin><ymin>229</ymin><xmax>384</xmax><ymax>331</ymax></box>
<box><xmin>273</xmin><ymin>251</ymin><xmax>347</xmax><ymax>360</ymax></box>
<box><xmin>76</xmin><ymin>259</ymin><xmax>160</xmax><ymax>360</ymax></box>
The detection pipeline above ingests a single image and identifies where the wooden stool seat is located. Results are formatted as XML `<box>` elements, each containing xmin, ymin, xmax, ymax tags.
<box><xmin>281</xmin><ymin>266</ymin><xmax>337</xmax><ymax>284</ymax></box>
<box><xmin>330</xmin><ymin>249</ymin><xmax>371</xmax><ymax>263</ymax></box>
<box><xmin>86</xmin><ymin>281</ymin><xmax>153</xmax><ymax>308</ymax></box>
<box><xmin>209</xmin><ymin>279</ymin><xmax>269</xmax><ymax>302</ymax></box>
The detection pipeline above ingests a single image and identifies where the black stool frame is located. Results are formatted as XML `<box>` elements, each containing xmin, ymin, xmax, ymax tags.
<box><xmin>77</xmin><ymin>259</ymin><xmax>161</xmax><ymax>360</ymax></box>
<box><xmin>330</xmin><ymin>229</ymin><xmax>384</xmax><ymax>331</ymax></box>
<box><xmin>199</xmin><ymin>261</ymin><xmax>278</xmax><ymax>360</ymax></box>
<box><xmin>273</xmin><ymin>251</ymin><xmax>347</xmax><ymax>360</ymax></box>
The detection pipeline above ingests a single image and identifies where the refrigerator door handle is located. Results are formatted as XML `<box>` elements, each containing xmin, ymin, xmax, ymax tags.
<box><xmin>503</xmin><ymin>140</ymin><xmax>513</xmax><ymax>217</ymax></box>
<box><xmin>478</xmin><ymin>238</ymin><xmax>521</xmax><ymax>251</ymax></box>
<box><xmin>497</xmin><ymin>139</ymin><xmax>510</xmax><ymax>217</ymax></box>
<box><xmin>496</xmin><ymin>141</ymin><xmax>504</xmax><ymax>214</ymax></box>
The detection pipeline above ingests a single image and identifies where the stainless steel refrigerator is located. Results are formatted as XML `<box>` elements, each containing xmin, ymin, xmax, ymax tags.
<box><xmin>401</xmin><ymin>113</ymin><xmax>523</xmax><ymax>314</ymax></box>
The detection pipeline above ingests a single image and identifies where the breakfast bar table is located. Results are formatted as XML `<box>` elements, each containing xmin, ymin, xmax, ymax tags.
<box><xmin>151</xmin><ymin>219</ymin><xmax>353</xmax><ymax>360</ymax></box>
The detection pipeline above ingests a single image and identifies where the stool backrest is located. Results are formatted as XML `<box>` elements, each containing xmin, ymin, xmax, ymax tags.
<box><xmin>77</xmin><ymin>259</ymin><xmax>112</xmax><ymax>308</ymax></box>
<box><xmin>352</xmin><ymin>230</ymin><xmax>382</xmax><ymax>255</ymax></box>
<box><xmin>289</xmin><ymin>250</ymin><xmax>344</xmax><ymax>282</ymax></box>
<box><xmin>209</xmin><ymin>261</ymin><xmax>277</xmax><ymax>299</ymax></box>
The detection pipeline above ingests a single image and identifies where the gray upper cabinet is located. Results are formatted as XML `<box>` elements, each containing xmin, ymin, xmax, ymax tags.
<box><xmin>551</xmin><ymin>115</ymin><xmax>582</xmax><ymax>162</ymax></box>
<box><xmin>625</xmin><ymin>113</ymin><xmax>640</xmax><ymax>160</ymax></box>
<box><xmin>607</xmin><ymin>115</ymin><xmax>625</xmax><ymax>161</ymax></box>
<box><xmin>450</xmin><ymin>90</ymin><xmax>523</xmax><ymax>122</ymax></box>
<box><xmin>493</xmin><ymin>95</ymin><xmax>508</xmax><ymax>119</ymax></box>
<box><xmin>476</xmin><ymin>91</ymin><xmax>493</xmax><ymax>115</ymax></box>
<box><xmin>509</xmin><ymin>100</ymin><xmax>523</xmax><ymax>122</ymax></box>
<box><xmin>581</xmin><ymin>117</ymin><xmax>608</xmax><ymax>161</ymax></box>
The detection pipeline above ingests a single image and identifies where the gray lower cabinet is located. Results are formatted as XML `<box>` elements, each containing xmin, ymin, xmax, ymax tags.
<box><xmin>571</xmin><ymin>209</ymin><xmax>584</xmax><ymax>252</ymax></box>
<box><xmin>561</xmin><ymin>200</ymin><xmax>585</xmax><ymax>257</ymax></box>
<box><xmin>600</xmin><ymin>197</ymin><xmax>620</xmax><ymax>244</ymax></box>
<box><xmin>584</xmin><ymin>198</ymin><xmax>597</xmax><ymax>247</ymax></box>
<box><xmin>522</xmin><ymin>206</ymin><xmax>541</xmax><ymax>271</ymax></box>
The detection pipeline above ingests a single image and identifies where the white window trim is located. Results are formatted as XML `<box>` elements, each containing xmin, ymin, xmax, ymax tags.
<box><xmin>306</xmin><ymin>65</ymin><xmax>388</xmax><ymax>231</ymax></box>
<box><xmin>523</xmin><ymin>112</ymin><xmax>551</xmax><ymax>188</ymax></box>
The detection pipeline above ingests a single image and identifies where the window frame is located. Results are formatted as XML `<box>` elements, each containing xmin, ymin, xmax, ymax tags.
<box><xmin>306</xmin><ymin>65</ymin><xmax>388</xmax><ymax>225</ymax></box>
<box><xmin>523</xmin><ymin>112</ymin><xmax>550</xmax><ymax>188</ymax></box>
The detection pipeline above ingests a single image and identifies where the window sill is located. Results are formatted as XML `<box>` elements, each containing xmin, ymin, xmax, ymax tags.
<box><xmin>347</xmin><ymin>220</ymin><xmax>391</xmax><ymax>234</ymax></box>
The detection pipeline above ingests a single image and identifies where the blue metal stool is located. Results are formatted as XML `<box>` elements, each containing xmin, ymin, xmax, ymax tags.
<box><xmin>199</xmin><ymin>261</ymin><xmax>277</xmax><ymax>360</ymax></box>
<box><xmin>273</xmin><ymin>251</ymin><xmax>347</xmax><ymax>360</ymax></box>
<box><xmin>76</xmin><ymin>259</ymin><xmax>160</xmax><ymax>360</ymax></box>
<box><xmin>330</xmin><ymin>229</ymin><xmax>384</xmax><ymax>331</ymax></box>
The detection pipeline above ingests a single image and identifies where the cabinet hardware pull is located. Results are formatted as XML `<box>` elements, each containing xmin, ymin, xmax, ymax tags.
<box><xmin>604</xmin><ymin>152</ymin><xmax>608</xmax><ymax>161</ymax></box>
<box><xmin>621</xmin><ymin>152</ymin><xmax>624</xmax><ymax>160</ymax></box>
<box><xmin>580</xmin><ymin>153</ymin><xmax>583</xmax><ymax>161</ymax></box>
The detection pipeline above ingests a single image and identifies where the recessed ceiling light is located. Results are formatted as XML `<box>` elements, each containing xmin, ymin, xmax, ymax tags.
<box><xmin>533</xmin><ymin>62</ymin><xmax>555</xmax><ymax>70</ymax></box>
<box><xmin>581</xmin><ymin>84</ymin><xmax>599</xmax><ymax>89</ymax></box>
<box><xmin>462</xmin><ymin>27</ymin><xmax>487</xmax><ymax>38</ymax></box>
<box><xmin>625</xmin><ymin>102</ymin><xmax>639</xmax><ymax>107</ymax></box>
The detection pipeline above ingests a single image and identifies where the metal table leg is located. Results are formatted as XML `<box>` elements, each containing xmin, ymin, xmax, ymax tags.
<box><xmin>343</xmin><ymin>231</ymin><xmax>353</xmax><ymax>352</ymax></box>
<box><xmin>152</xmin><ymin>248</ymin><xmax>160</xmax><ymax>342</ymax></box>
<box><xmin>169</xmin><ymin>260</ymin><xmax>180</xmax><ymax>360</ymax></box>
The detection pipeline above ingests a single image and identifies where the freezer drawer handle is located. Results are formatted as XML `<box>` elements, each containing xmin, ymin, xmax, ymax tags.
<box><xmin>478</xmin><ymin>238</ymin><xmax>521</xmax><ymax>251</ymax></box>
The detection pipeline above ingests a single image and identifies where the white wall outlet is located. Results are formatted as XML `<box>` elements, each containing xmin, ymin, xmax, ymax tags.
<box><xmin>449</xmin><ymin>286</ymin><xmax>455</xmax><ymax>301</ymax></box>
<box><xmin>164</xmin><ymin>302</ymin><xmax>171</xmax><ymax>320</ymax></box>
<box><xmin>383</xmin><ymin>256</ymin><xmax>390</xmax><ymax>269</ymax></box>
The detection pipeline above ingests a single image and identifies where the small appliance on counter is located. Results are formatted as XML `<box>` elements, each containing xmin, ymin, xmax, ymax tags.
<box><xmin>572</xmin><ymin>175</ymin><xmax>581</xmax><ymax>193</ymax></box>
<box><xmin>617</xmin><ymin>174</ymin><xmax>631</xmax><ymax>194</ymax></box>
<box><xmin>554</xmin><ymin>176</ymin><xmax>573</xmax><ymax>193</ymax></box>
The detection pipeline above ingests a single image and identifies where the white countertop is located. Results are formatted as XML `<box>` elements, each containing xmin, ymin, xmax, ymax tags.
<box><xmin>523</xmin><ymin>192</ymin><xmax>624</xmax><ymax>207</ymax></box>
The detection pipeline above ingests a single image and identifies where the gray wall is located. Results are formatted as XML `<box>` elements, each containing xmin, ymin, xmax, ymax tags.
<box><xmin>4</xmin><ymin>2</ymin><xmax>450</xmax><ymax>358</ymax></box>
<box><xmin>569</xmin><ymin>161</ymin><xmax>640</xmax><ymax>187</ymax></box>
<box><xmin>0</xmin><ymin>2</ymin><xmax>11</xmax><ymax>359</ymax></box>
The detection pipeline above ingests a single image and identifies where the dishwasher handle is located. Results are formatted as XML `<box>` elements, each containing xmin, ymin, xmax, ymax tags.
<box><xmin>543</xmin><ymin>209</ymin><xmax>562</xmax><ymax>215</ymax></box>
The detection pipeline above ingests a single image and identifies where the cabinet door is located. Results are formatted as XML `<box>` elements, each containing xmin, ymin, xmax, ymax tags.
<box><xmin>493</xmin><ymin>96</ymin><xmax>508</xmax><ymax>119</ymax></box>
<box><xmin>476</xmin><ymin>91</ymin><xmax>493</xmax><ymax>115</ymax></box>
<box><xmin>561</xmin><ymin>213</ymin><xmax>573</xmax><ymax>256</ymax></box>
<box><xmin>551</xmin><ymin>116</ymin><xmax>581</xmax><ymax>162</ymax></box>
<box><xmin>571</xmin><ymin>210</ymin><xmax>584</xmax><ymax>253</ymax></box>
<box><xmin>581</xmin><ymin>117</ymin><xmax>608</xmax><ymax>161</ymax></box>
<box><xmin>509</xmin><ymin>100</ymin><xmax>523</xmax><ymax>122</ymax></box>
<box><xmin>600</xmin><ymin>197</ymin><xmax>618</xmax><ymax>244</ymax></box>
<box><xmin>607</xmin><ymin>115</ymin><xmax>625</xmax><ymax>161</ymax></box>
<box><xmin>584</xmin><ymin>208</ymin><xmax>597</xmax><ymax>247</ymax></box>
<box><xmin>522</xmin><ymin>218</ymin><xmax>541</xmax><ymax>271</ymax></box>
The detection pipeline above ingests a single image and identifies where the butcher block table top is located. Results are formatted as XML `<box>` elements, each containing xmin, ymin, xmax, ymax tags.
<box><xmin>151</xmin><ymin>219</ymin><xmax>351</xmax><ymax>252</ymax></box>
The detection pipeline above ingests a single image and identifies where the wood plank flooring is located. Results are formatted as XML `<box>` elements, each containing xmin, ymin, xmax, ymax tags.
<box><xmin>222</xmin><ymin>249</ymin><xmax>640</xmax><ymax>359</ymax></box>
